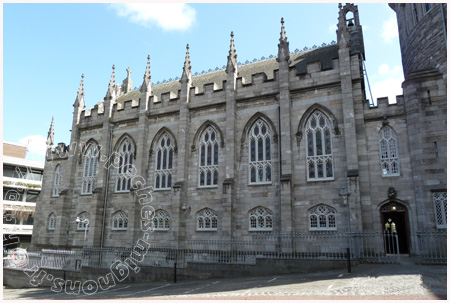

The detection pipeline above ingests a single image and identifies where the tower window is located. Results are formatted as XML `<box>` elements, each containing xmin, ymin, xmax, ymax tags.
<box><xmin>433</xmin><ymin>192</ymin><xmax>447</xmax><ymax>229</ymax></box>
<box><xmin>379</xmin><ymin>126</ymin><xmax>400</xmax><ymax>177</ymax></box>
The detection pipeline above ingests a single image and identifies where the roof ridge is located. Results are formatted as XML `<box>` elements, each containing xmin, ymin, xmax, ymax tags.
<box><xmin>150</xmin><ymin>40</ymin><xmax>337</xmax><ymax>85</ymax></box>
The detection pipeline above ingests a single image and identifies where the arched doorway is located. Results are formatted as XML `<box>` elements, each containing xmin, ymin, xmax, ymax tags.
<box><xmin>380</xmin><ymin>201</ymin><xmax>410</xmax><ymax>254</ymax></box>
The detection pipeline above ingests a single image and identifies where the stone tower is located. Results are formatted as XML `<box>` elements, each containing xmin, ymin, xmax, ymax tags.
<box><xmin>389</xmin><ymin>3</ymin><xmax>447</xmax><ymax>230</ymax></box>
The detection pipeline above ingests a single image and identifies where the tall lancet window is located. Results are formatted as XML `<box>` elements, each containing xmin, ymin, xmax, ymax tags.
<box><xmin>198</xmin><ymin>126</ymin><xmax>219</xmax><ymax>187</ymax></box>
<box><xmin>116</xmin><ymin>138</ymin><xmax>135</xmax><ymax>192</ymax></box>
<box><xmin>379</xmin><ymin>126</ymin><xmax>400</xmax><ymax>176</ymax></box>
<box><xmin>155</xmin><ymin>133</ymin><xmax>173</xmax><ymax>190</ymax></box>
<box><xmin>249</xmin><ymin>119</ymin><xmax>272</xmax><ymax>184</ymax></box>
<box><xmin>81</xmin><ymin>144</ymin><xmax>99</xmax><ymax>194</ymax></box>
<box><xmin>306</xmin><ymin>111</ymin><xmax>334</xmax><ymax>181</ymax></box>
<box><xmin>52</xmin><ymin>164</ymin><xmax>62</xmax><ymax>197</ymax></box>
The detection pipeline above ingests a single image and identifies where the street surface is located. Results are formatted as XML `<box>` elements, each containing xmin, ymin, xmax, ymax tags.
<box><xmin>3</xmin><ymin>260</ymin><xmax>446</xmax><ymax>300</ymax></box>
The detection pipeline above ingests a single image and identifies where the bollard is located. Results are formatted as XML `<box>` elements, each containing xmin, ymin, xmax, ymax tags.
<box><xmin>346</xmin><ymin>248</ymin><xmax>351</xmax><ymax>273</ymax></box>
<box><xmin>174</xmin><ymin>262</ymin><xmax>177</xmax><ymax>283</ymax></box>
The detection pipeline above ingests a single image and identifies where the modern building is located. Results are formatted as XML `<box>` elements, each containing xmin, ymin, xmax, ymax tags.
<box><xmin>30</xmin><ymin>3</ymin><xmax>446</xmax><ymax>256</ymax></box>
<box><xmin>3</xmin><ymin>142</ymin><xmax>44</xmax><ymax>249</ymax></box>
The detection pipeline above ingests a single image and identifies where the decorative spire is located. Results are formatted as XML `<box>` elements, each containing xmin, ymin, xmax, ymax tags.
<box><xmin>277</xmin><ymin>17</ymin><xmax>290</xmax><ymax>62</ymax></box>
<box><xmin>46</xmin><ymin>116</ymin><xmax>54</xmax><ymax>147</ymax></box>
<box><xmin>140</xmin><ymin>55</ymin><xmax>152</xmax><ymax>93</ymax></box>
<box><xmin>280</xmin><ymin>17</ymin><xmax>287</xmax><ymax>42</ymax></box>
<box><xmin>106</xmin><ymin>65</ymin><xmax>116</xmax><ymax>98</ymax></box>
<box><xmin>226</xmin><ymin>31</ymin><xmax>238</xmax><ymax>74</ymax></box>
<box><xmin>121</xmin><ymin>67</ymin><xmax>133</xmax><ymax>94</ymax></box>
<box><xmin>181</xmin><ymin>44</ymin><xmax>192</xmax><ymax>83</ymax></box>
<box><xmin>74</xmin><ymin>74</ymin><xmax>85</xmax><ymax>108</ymax></box>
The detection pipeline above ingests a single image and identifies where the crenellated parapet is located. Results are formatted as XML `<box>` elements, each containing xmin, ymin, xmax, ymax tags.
<box><xmin>363</xmin><ymin>95</ymin><xmax>405</xmax><ymax>122</ymax></box>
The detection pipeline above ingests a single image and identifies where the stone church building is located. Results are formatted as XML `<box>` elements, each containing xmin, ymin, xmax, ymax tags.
<box><xmin>31</xmin><ymin>3</ymin><xmax>446</xmax><ymax>255</ymax></box>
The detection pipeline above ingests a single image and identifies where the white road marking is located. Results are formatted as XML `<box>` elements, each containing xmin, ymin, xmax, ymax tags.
<box><xmin>338</xmin><ymin>274</ymin><xmax>343</xmax><ymax>278</ymax></box>
<box><xmin>212</xmin><ymin>281</ymin><xmax>220</xmax><ymax>284</ymax></box>
<box><xmin>267</xmin><ymin>277</ymin><xmax>277</xmax><ymax>283</ymax></box>
<box><xmin>135</xmin><ymin>283</ymin><xmax>171</xmax><ymax>294</ymax></box>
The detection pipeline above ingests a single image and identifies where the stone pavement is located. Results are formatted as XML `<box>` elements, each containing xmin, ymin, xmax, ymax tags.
<box><xmin>3</xmin><ymin>257</ymin><xmax>447</xmax><ymax>300</ymax></box>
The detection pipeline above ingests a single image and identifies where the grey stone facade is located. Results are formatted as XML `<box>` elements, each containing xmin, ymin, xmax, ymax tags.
<box><xmin>31</xmin><ymin>4</ymin><xmax>446</xmax><ymax>255</ymax></box>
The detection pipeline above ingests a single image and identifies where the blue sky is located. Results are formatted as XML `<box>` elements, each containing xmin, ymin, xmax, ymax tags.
<box><xmin>3</xmin><ymin>3</ymin><xmax>403</xmax><ymax>161</ymax></box>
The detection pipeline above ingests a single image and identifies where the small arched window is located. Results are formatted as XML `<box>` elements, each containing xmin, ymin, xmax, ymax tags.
<box><xmin>197</xmin><ymin>208</ymin><xmax>218</xmax><ymax>231</ymax></box>
<box><xmin>116</xmin><ymin>137</ymin><xmax>135</xmax><ymax>192</ymax></box>
<box><xmin>48</xmin><ymin>213</ymin><xmax>56</xmax><ymax>230</ymax></box>
<box><xmin>379</xmin><ymin>126</ymin><xmax>400</xmax><ymax>176</ymax></box>
<box><xmin>112</xmin><ymin>211</ymin><xmax>128</xmax><ymax>231</ymax></box>
<box><xmin>52</xmin><ymin>164</ymin><xmax>62</xmax><ymax>197</ymax></box>
<box><xmin>309</xmin><ymin>204</ymin><xmax>337</xmax><ymax>231</ymax></box>
<box><xmin>306</xmin><ymin>111</ymin><xmax>334</xmax><ymax>181</ymax></box>
<box><xmin>249</xmin><ymin>207</ymin><xmax>273</xmax><ymax>231</ymax></box>
<box><xmin>155</xmin><ymin>133</ymin><xmax>174</xmax><ymax>190</ymax></box>
<box><xmin>198</xmin><ymin>126</ymin><xmax>219</xmax><ymax>187</ymax></box>
<box><xmin>76</xmin><ymin>212</ymin><xmax>90</xmax><ymax>231</ymax></box>
<box><xmin>81</xmin><ymin>144</ymin><xmax>99</xmax><ymax>194</ymax></box>
<box><xmin>248</xmin><ymin>119</ymin><xmax>272</xmax><ymax>184</ymax></box>
<box><xmin>152</xmin><ymin>209</ymin><xmax>170</xmax><ymax>231</ymax></box>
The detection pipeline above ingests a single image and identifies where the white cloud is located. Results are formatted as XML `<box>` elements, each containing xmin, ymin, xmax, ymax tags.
<box><xmin>109</xmin><ymin>3</ymin><xmax>196</xmax><ymax>31</ymax></box>
<box><xmin>19</xmin><ymin>135</ymin><xmax>47</xmax><ymax>161</ymax></box>
<box><xmin>328</xmin><ymin>23</ymin><xmax>337</xmax><ymax>34</ymax></box>
<box><xmin>382</xmin><ymin>17</ymin><xmax>398</xmax><ymax>43</ymax></box>
<box><xmin>370</xmin><ymin>77</ymin><xmax>403</xmax><ymax>105</ymax></box>
<box><xmin>378</xmin><ymin>63</ymin><xmax>402</xmax><ymax>76</ymax></box>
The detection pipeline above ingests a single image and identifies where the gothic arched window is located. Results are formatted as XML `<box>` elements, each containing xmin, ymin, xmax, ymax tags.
<box><xmin>116</xmin><ymin>137</ymin><xmax>135</xmax><ymax>192</ymax></box>
<box><xmin>379</xmin><ymin>126</ymin><xmax>400</xmax><ymax>176</ymax></box>
<box><xmin>197</xmin><ymin>208</ymin><xmax>218</xmax><ymax>231</ymax></box>
<box><xmin>48</xmin><ymin>213</ymin><xmax>56</xmax><ymax>230</ymax></box>
<box><xmin>52</xmin><ymin>164</ymin><xmax>62</xmax><ymax>197</ymax></box>
<box><xmin>76</xmin><ymin>212</ymin><xmax>89</xmax><ymax>231</ymax></box>
<box><xmin>81</xmin><ymin>144</ymin><xmax>99</xmax><ymax>194</ymax></box>
<box><xmin>155</xmin><ymin>133</ymin><xmax>173</xmax><ymax>190</ymax></box>
<box><xmin>198</xmin><ymin>126</ymin><xmax>219</xmax><ymax>187</ymax></box>
<box><xmin>433</xmin><ymin>192</ymin><xmax>447</xmax><ymax>229</ymax></box>
<box><xmin>112</xmin><ymin>211</ymin><xmax>128</xmax><ymax>231</ymax></box>
<box><xmin>306</xmin><ymin>111</ymin><xmax>334</xmax><ymax>181</ymax></box>
<box><xmin>152</xmin><ymin>209</ymin><xmax>170</xmax><ymax>230</ymax></box>
<box><xmin>309</xmin><ymin>204</ymin><xmax>337</xmax><ymax>231</ymax></box>
<box><xmin>249</xmin><ymin>119</ymin><xmax>272</xmax><ymax>184</ymax></box>
<box><xmin>249</xmin><ymin>207</ymin><xmax>273</xmax><ymax>231</ymax></box>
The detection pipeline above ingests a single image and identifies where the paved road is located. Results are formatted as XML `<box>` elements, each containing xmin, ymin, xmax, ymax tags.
<box><xmin>3</xmin><ymin>260</ymin><xmax>446</xmax><ymax>300</ymax></box>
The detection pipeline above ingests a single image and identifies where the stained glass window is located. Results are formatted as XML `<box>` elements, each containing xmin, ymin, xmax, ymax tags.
<box><xmin>155</xmin><ymin>133</ymin><xmax>174</xmax><ymax>190</ymax></box>
<box><xmin>199</xmin><ymin>126</ymin><xmax>219</xmax><ymax>187</ymax></box>
<box><xmin>249</xmin><ymin>119</ymin><xmax>272</xmax><ymax>184</ymax></box>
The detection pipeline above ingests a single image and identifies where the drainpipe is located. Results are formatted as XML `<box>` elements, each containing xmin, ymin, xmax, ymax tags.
<box><xmin>277</xmin><ymin>97</ymin><xmax>282</xmax><ymax>254</ymax></box>
<box><xmin>100</xmin><ymin>123</ymin><xmax>114</xmax><ymax>248</ymax></box>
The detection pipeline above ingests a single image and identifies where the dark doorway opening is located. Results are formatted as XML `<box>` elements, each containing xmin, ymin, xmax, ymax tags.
<box><xmin>380</xmin><ymin>202</ymin><xmax>410</xmax><ymax>254</ymax></box>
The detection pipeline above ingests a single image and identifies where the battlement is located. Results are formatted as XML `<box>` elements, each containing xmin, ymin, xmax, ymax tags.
<box><xmin>364</xmin><ymin>95</ymin><xmax>406</xmax><ymax>121</ymax></box>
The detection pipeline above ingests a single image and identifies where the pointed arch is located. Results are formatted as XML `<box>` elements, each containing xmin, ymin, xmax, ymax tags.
<box><xmin>48</xmin><ymin>213</ymin><xmax>56</xmax><ymax>230</ymax></box>
<box><xmin>152</xmin><ymin>209</ymin><xmax>170</xmax><ymax>230</ymax></box>
<box><xmin>196</xmin><ymin>208</ymin><xmax>218</xmax><ymax>231</ymax></box>
<box><xmin>114</xmin><ymin>134</ymin><xmax>136</xmax><ymax>192</ymax></box>
<box><xmin>248</xmin><ymin>206</ymin><xmax>273</xmax><ymax>231</ymax></box>
<box><xmin>80</xmin><ymin>138</ymin><xmax>101</xmax><ymax>157</ymax></box>
<box><xmin>149</xmin><ymin>127</ymin><xmax>178</xmax><ymax>156</ymax></box>
<box><xmin>191</xmin><ymin>120</ymin><xmax>224</xmax><ymax>152</ymax></box>
<box><xmin>379</xmin><ymin>125</ymin><xmax>400</xmax><ymax>176</ymax></box>
<box><xmin>240</xmin><ymin>112</ymin><xmax>278</xmax><ymax>147</ymax></box>
<box><xmin>308</xmin><ymin>204</ymin><xmax>337</xmax><ymax>231</ymax></box>
<box><xmin>52</xmin><ymin>164</ymin><xmax>62</xmax><ymax>197</ymax></box>
<box><xmin>153</xmin><ymin>130</ymin><xmax>175</xmax><ymax>190</ymax></box>
<box><xmin>296</xmin><ymin>104</ymin><xmax>340</xmax><ymax>144</ymax></box>
<box><xmin>303</xmin><ymin>108</ymin><xmax>335</xmax><ymax>181</ymax></box>
<box><xmin>81</xmin><ymin>140</ymin><xmax>100</xmax><ymax>194</ymax></box>
<box><xmin>111</xmin><ymin>210</ymin><xmax>128</xmax><ymax>230</ymax></box>
<box><xmin>113</xmin><ymin>133</ymin><xmax>137</xmax><ymax>158</ymax></box>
